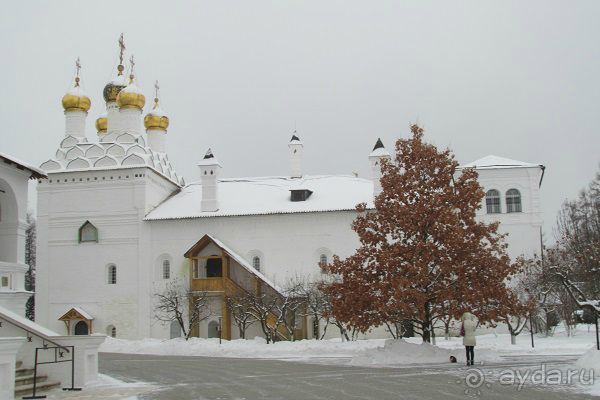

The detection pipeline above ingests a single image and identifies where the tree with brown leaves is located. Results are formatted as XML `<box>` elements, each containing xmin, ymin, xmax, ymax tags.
<box><xmin>323</xmin><ymin>125</ymin><xmax>521</xmax><ymax>342</ymax></box>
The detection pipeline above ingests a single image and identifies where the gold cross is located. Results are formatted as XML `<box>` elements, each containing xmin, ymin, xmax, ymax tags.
<box><xmin>74</xmin><ymin>57</ymin><xmax>81</xmax><ymax>86</ymax></box>
<box><xmin>118</xmin><ymin>33</ymin><xmax>126</xmax><ymax>65</ymax></box>
<box><xmin>154</xmin><ymin>80</ymin><xmax>160</xmax><ymax>99</ymax></box>
<box><xmin>129</xmin><ymin>55</ymin><xmax>135</xmax><ymax>75</ymax></box>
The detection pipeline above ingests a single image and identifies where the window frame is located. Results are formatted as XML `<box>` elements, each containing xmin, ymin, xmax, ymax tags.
<box><xmin>506</xmin><ymin>189</ymin><xmax>522</xmax><ymax>213</ymax></box>
<box><xmin>252</xmin><ymin>256</ymin><xmax>261</xmax><ymax>271</ymax></box>
<box><xmin>78</xmin><ymin>221</ymin><xmax>98</xmax><ymax>243</ymax></box>
<box><xmin>485</xmin><ymin>189</ymin><xmax>501</xmax><ymax>214</ymax></box>
<box><xmin>162</xmin><ymin>260</ymin><xmax>171</xmax><ymax>280</ymax></box>
<box><xmin>107</xmin><ymin>264</ymin><xmax>117</xmax><ymax>284</ymax></box>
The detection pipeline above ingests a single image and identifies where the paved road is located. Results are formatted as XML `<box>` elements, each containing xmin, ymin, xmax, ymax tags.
<box><xmin>99</xmin><ymin>353</ymin><xmax>596</xmax><ymax>400</ymax></box>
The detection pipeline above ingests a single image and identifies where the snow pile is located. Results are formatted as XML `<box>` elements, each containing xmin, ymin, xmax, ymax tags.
<box><xmin>575</xmin><ymin>347</ymin><xmax>600</xmax><ymax>375</ymax></box>
<box><xmin>575</xmin><ymin>348</ymin><xmax>600</xmax><ymax>396</ymax></box>
<box><xmin>351</xmin><ymin>339</ymin><xmax>454</xmax><ymax>366</ymax></box>
<box><xmin>411</xmin><ymin>327</ymin><xmax>598</xmax><ymax>357</ymax></box>
<box><xmin>101</xmin><ymin>336</ymin><xmax>386</xmax><ymax>360</ymax></box>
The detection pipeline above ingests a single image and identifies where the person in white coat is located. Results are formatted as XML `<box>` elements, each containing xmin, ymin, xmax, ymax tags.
<box><xmin>461</xmin><ymin>312</ymin><xmax>477</xmax><ymax>366</ymax></box>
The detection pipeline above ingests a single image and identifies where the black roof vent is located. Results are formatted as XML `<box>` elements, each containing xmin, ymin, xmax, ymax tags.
<box><xmin>290</xmin><ymin>189</ymin><xmax>313</xmax><ymax>202</ymax></box>
<box><xmin>373</xmin><ymin>138</ymin><xmax>385</xmax><ymax>151</ymax></box>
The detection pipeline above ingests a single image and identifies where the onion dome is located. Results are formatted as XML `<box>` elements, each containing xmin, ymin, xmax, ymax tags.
<box><xmin>117</xmin><ymin>73</ymin><xmax>145</xmax><ymax>110</ymax></box>
<box><xmin>144</xmin><ymin>97</ymin><xmax>169</xmax><ymax>131</ymax></box>
<box><xmin>95</xmin><ymin>113</ymin><xmax>107</xmax><ymax>133</ymax></box>
<box><xmin>103</xmin><ymin>66</ymin><xmax>127</xmax><ymax>103</ymax></box>
<box><xmin>61</xmin><ymin>76</ymin><xmax>91</xmax><ymax>112</ymax></box>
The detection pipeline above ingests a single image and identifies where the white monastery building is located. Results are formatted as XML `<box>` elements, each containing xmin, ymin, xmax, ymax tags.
<box><xmin>34</xmin><ymin>41</ymin><xmax>545</xmax><ymax>341</ymax></box>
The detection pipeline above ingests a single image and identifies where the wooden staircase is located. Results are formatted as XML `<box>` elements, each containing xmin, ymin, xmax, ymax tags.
<box><xmin>14</xmin><ymin>361</ymin><xmax>61</xmax><ymax>398</ymax></box>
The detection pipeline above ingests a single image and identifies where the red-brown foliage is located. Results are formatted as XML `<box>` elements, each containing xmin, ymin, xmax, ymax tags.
<box><xmin>323</xmin><ymin>125</ymin><xmax>522</xmax><ymax>341</ymax></box>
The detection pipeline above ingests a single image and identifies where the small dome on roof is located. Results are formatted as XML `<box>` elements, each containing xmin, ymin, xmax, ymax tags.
<box><xmin>62</xmin><ymin>82</ymin><xmax>91</xmax><ymax>112</ymax></box>
<box><xmin>144</xmin><ymin>98</ymin><xmax>169</xmax><ymax>131</ymax></box>
<box><xmin>103</xmin><ymin>66</ymin><xmax>127</xmax><ymax>102</ymax></box>
<box><xmin>117</xmin><ymin>77</ymin><xmax>145</xmax><ymax>110</ymax></box>
<box><xmin>95</xmin><ymin>114</ymin><xmax>107</xmax><ymax>133</ymax></box>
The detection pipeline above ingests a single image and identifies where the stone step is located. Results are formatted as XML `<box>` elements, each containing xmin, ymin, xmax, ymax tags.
<box><xmin>15</xmin><ymin>373</ymin><xmax>48</xmax><ymax>387</ymax></box>
<box><xmin>15</xmin><ymin>367</ymin><xmax>35</xmax><ymax>378</ymax></box>
<box><xmin>15</xmin><ymin>381</ymin><xmax>61</xmax><ymax>397</ymax></box>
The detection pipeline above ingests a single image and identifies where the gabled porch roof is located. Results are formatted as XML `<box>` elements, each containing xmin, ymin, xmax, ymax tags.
<box><xmin>184</xmin><ymin>234</ymin><xmax>282</xmax><ymax>294</ymax></box>
<box><xmin>58</xmin><ymin>307</ymin><xmax>93</xmax><ymax>321</ymax></box>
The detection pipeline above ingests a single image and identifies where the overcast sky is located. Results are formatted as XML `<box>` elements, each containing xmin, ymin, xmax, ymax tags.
<box><xmin>1</xmin><ymin>1</ymin><xmax>598</xmax><ymax>241</ymax></box>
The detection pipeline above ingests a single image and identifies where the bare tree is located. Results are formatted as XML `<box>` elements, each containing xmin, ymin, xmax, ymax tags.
<box><xmin>274</xmin><ymin>278</ymin><xmax>307</xmax><ymax>341</ymax></box>
<box><xmin>298</xmin><ymin>279</ymin><xmax>329</xmax><ymax>340</ymax></box>
<box><xmin>154</xmin><ymin>279</ymin><xmax>211</xmax><ymax>340</ymax></box>
<box><xmin>244</xmin><ymin>291</ymin><xmax>280</xmax><ymax>343</ymax></box>
<box><xmin>226</xmin><ymin>293</ymin><xmax>257</xmax><ymax>339</ymax></box>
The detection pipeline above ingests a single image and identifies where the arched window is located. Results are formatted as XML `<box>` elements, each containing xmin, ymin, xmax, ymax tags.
<box><xmin>162</xmin><ymin>260</ymin><xmax>171</xmax><ymax>279</ymax></box>
<box><xmin>79</xmin><ymin>221</ymin><xmax>98</xmax><ymax>243</ymax></box>
<box><xmin>107</xmin><ymin>264</ymin><xmax>117</xmax><ymax>284</ymax></box>
<box><xmin>485</xmin><ymin>189</ymin><xmax>501</xmax><ymax>214</ymax></box>
<box><xmin>506</xmin><ymin>189</ymin><xmax>522</xmax><ymax>213</ymax></box>
<box><xmin>319</xmin><ymin>254</ymin><xmax>328</xmax><ymax>273</ymax></box>
<box><xmin>252</xmin><ymin>256</ymin><xmax>261</xmax><ymax>271</ymax></box>
<box><xmin>106</xmin><ymin>325</ymin><xmax>117</xmax><ymax>338</ymax></box>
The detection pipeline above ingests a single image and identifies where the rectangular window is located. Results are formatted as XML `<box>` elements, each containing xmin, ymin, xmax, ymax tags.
<box><xmin>486</xmin><ymin>197</ymin><xmax>501</xmax><ymax>214</ymax></box>
<box><xmin>1</xmin><ymin>276</ymin><xmax>9</xmax><ymax>288</ymax></box>
<box><xmin>506</xmin><ymin>198</ymin><xmax>522</xmax><ymax>213</ymax></box>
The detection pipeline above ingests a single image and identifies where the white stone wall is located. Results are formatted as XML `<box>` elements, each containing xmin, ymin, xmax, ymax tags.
<box><xmin>35</xmin><ymin>167</ymin><xmax>178</xmax><ymax>339</ymax></box>
<box><xmin>472</xmin><ymin>166</ymin><xmax>543</xmax><ymax>259</ymax></box>
<box><xmin>36</xmin><ymin>161</ymin><xmax>544</xmax><ymax>340</ymax></box>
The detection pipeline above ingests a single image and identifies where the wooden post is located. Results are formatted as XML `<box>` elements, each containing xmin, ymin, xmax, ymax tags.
<box><xmin>221</xmin><ymin>295</ymin><xmax>231</xmax><ymax>340</ymax></box>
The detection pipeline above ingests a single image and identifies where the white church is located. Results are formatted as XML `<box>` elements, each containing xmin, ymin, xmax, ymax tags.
<box><xmin>31</xmin><ymin>42</ymin><xmax>545</xmax><ymax>341</ymax></box>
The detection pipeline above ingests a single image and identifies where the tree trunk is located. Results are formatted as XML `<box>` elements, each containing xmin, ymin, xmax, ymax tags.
<box><xmin>422</xmin><ymin>303</ymin><xmax>431</xmax><ymax>343</ymax></box>
<box><xmin>510</xmin><ymin>334</ymin><xmax>517</xmax><ymax>345</ymax></box>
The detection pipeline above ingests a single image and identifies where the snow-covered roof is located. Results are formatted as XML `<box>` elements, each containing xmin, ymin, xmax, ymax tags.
<box><xmin>146</xmin><ymin>175</ymin><xmax>374</xmax><ymax>220</ymax></box>
<box><xmin>40</xmin><ymin>133</ymin><xmax>183</xmax><ymax>186</ymax></box>
<box><xmin>459</xmin><ymin>155</ymin><xmax>543</xmax><ymax>169</ymax></box>
<box><xmin>0</xmin><ymin>304</ymin><xmax>60</xmax><ymax>338</ymax></box>
<box><xmin>207</xmin><ymin>235</ymin><xmax>282</xmax><ymax>294</ymax></box>
<box><xmin>121</xmin><ymin>82</ymin><xmax>143</xmax><ymax>95</ymax></box>
<box><xmin>0</xmin><ymin>152</ymin><xmax>47</xmax><ymax>179</ymax></box>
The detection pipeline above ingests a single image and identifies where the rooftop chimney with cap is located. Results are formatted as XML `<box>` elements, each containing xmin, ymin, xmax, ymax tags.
<box><xmin>288</xmin><ymin>133</ymin><xmax>304</xmax><ymax>178</ymax></box>
<box><xmin>368</xmin><ymin>138</ymin><xmax>391</xmax><ymax>197</ymax></box>
<box><xmin>198</xmin><ymin>148</ymin><xmax>221</xmax><ymax>212</ymax></box>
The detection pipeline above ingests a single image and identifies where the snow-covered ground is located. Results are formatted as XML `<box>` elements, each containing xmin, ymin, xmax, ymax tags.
<box><xmin>100</xmin><ymin>326</ymin><xmax>597</xmax><ymax>363</ymax></box>
<box><xmin>99</xmin><ymin>326</ymin><xmax>600</xmax><ymax>397</ymax></box>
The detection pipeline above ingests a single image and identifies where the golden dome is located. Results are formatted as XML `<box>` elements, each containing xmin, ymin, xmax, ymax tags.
<box><xmin>117</xmin><ymin>76</ymin><xmax>145</xmax><ymax>110</ymax></box>
<box><xmin>95</xmin><ymin>115</ymin><xmax>107</xmax><ymax>133</ymax></box>
<box><xmin>61</xmin><ymin>78</ymin><xmax>91</xmax><ymax>112</ymax></box>
<box><xmin>144</xmin><ymin>98</ymin><xmax>169</xmax><ymax>131</ymax></box>
<box><xmin>103</xmin><ymin>66</ymin><xmax>127</xmax><ymax>103</ymax></box>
